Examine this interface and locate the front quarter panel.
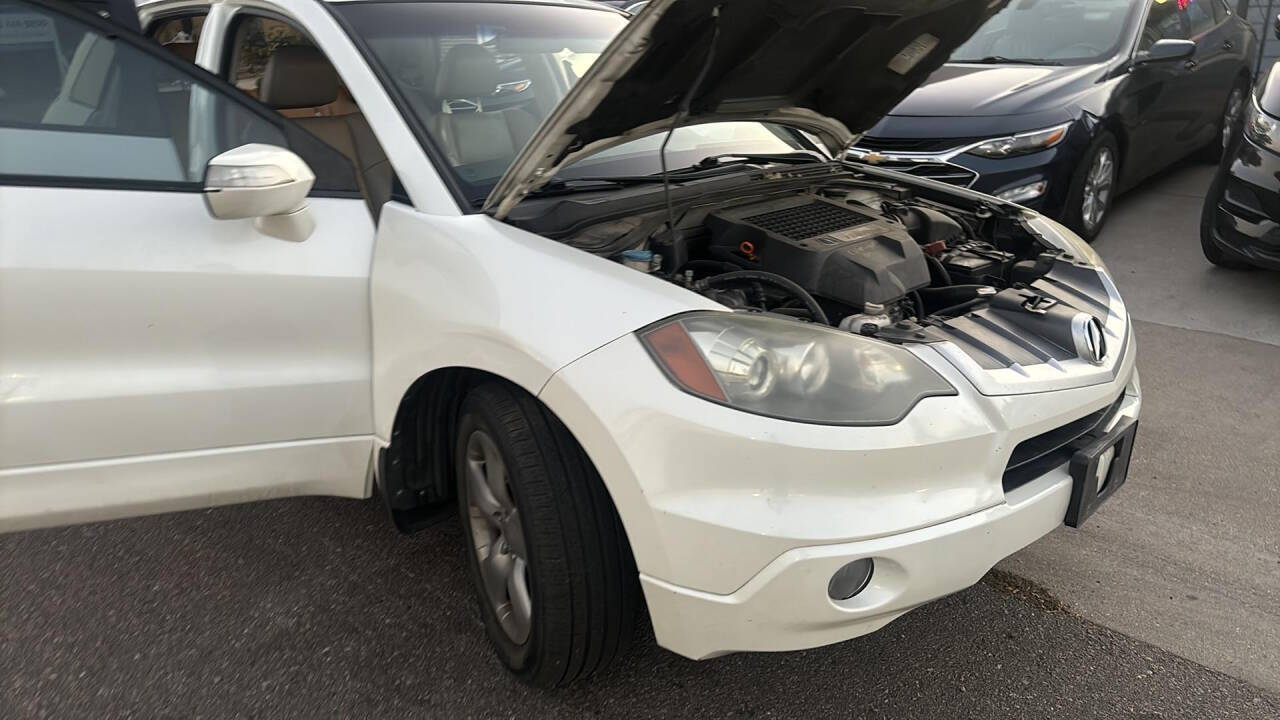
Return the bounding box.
[370,203,721,440]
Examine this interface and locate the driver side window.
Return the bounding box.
[1139,0,1191,51]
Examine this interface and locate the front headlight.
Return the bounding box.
[639,312,956,426]
[966,123,1072,159]
[1243,96,1280,153]
[1025,213,1106,270]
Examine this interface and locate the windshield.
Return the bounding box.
[950,0,1143,65]
[337,1,805,205]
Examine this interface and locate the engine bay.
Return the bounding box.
[508,166,1113,367]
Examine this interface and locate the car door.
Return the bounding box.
[0,0,376,532]
[1121,0,1198,182]
[1186,0,1238,141]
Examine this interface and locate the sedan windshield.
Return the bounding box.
[336,1,805,206]
[950,0,1144,65]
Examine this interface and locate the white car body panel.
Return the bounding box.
[0,187,375,468]
[541,329,1138,596]
[0,436,371,533]
[369,203,722,440]
[0,185,377,527]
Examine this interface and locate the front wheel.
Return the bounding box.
[1200,82,1248,163]
[456,381,639,688]
[1062,131,1119,242]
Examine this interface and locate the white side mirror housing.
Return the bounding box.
[204,144,316,242]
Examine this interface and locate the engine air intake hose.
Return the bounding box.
[696,270,831,326]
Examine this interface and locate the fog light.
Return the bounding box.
[997,180,1048,203]
[828,558,875,601]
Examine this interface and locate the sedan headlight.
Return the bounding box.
[1243,96,1280,153]
[1025,213,1106,270]
[639,312,955,425]
[966,123,1072,159]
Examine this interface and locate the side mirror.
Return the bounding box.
[204,144,316,242]
[1274,13,1280,41]
[1134,39,1197,66]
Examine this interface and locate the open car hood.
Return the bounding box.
[485,0,1006,218]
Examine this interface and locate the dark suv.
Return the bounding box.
[852,0,1256,240]
[1200,17,1280,270]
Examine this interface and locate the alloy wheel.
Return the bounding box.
[1081,146,1115,234]
[464,428,532,644]
[1222,88,1245,152]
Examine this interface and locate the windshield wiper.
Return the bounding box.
[525,175,667,198]
[524,152,827,199]
[674,151,828,173]
[956,56,1064,66]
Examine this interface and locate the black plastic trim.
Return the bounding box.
[0,174,203,193]
[1002,394,1126,494]
[1065,416,1138,528]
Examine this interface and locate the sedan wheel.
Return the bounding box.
[464,428,532,645]
[1081,146,1115,236]
[1221,87,1245,153]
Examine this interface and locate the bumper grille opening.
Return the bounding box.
[1002,395,1126,493]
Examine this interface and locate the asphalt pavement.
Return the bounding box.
[1000,160,1280,693]
[2,160,1279,718]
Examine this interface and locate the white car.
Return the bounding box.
[0,0,1140,687]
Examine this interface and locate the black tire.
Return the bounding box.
[1199,169,1254,270]
[1199,79,1249,164]
[1062,131,1120,242]
[455,380,638,688]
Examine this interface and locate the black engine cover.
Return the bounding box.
[706,195,929,307]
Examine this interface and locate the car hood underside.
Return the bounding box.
[486,0,1007,217]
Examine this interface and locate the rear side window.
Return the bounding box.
[0,0,356,192]
[148,13,206,64]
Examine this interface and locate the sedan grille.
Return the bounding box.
[856,136,975,153]
[863,159,978,188]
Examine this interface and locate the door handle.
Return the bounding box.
[1184,59,1199,70]
[1223,40,1235,51]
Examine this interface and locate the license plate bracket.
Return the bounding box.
[1065,416,1138,528]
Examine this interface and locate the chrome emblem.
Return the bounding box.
[1074,316,1108,365]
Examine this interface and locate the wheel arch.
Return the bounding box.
[1095,115,1128,188]
[376,363,651,577]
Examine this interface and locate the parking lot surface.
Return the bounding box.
[3,161,1279,718]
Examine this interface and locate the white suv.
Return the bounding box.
[0,0,1140,687]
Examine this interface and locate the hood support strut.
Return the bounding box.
[659,4,724,241]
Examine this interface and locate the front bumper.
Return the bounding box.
[541,319,1139,660]
[639,404,1133,659]
[1203,139,1280,270]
